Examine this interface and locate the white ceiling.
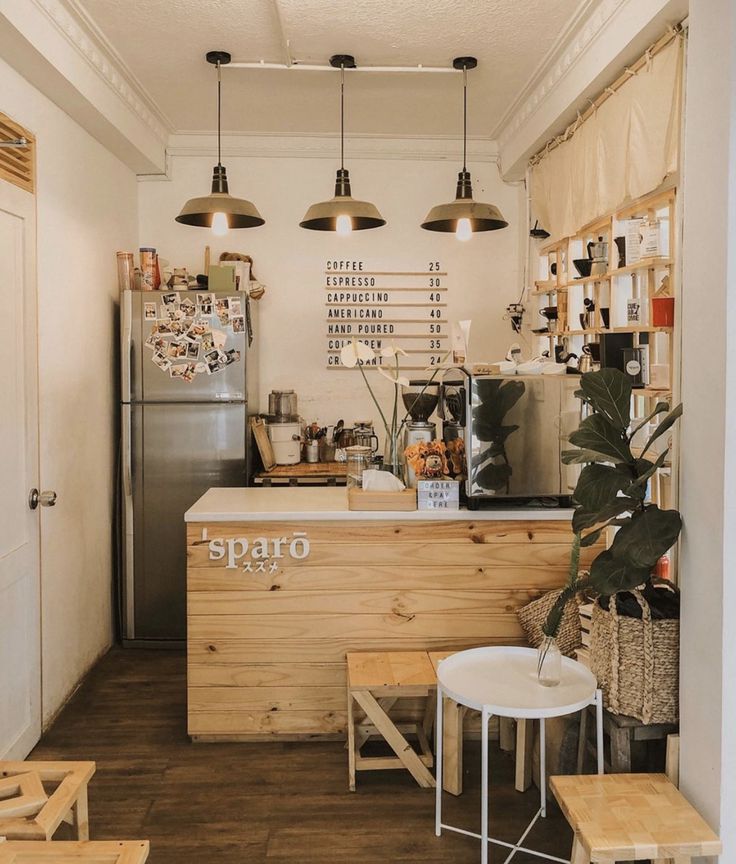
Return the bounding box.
[77,0,585,137]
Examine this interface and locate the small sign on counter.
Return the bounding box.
[417,479,460,510]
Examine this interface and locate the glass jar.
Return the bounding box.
[116,252,135,294]
[345,445,373,489]
[537,636,562,687]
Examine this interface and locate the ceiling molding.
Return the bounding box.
[165,132,501,163]
[30,0,172,143]
[492,0,623,150]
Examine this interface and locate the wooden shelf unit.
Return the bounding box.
[531,186,677,394]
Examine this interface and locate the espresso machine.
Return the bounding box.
[401,380,438,486]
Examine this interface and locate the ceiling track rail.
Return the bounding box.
[225,61,458,74]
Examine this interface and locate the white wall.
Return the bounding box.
[679,0,736,853]
[0,56,138,724]
[138,144,524,436]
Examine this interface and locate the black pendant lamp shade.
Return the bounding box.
[176,51,264,231]
[300,55,385,232]
[421,57,507,237]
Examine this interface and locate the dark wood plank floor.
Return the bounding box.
[31,648,572,863]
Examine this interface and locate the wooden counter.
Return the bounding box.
[185,488,589,741]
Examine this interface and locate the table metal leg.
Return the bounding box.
[481,707,490,864]
[595,689,604,775]
[435,684,443,837]
[539,718,547,818]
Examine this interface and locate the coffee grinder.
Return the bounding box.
[401,381,438,486]
[438,380,466,443]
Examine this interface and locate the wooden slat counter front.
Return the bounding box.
[185,488,585,741]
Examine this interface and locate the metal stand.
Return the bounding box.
[436,685,605,864]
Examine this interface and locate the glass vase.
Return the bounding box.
[537,636,562,687]
[382,435,403,478]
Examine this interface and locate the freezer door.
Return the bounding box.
[128,290,250,403]
[128,402,248,640]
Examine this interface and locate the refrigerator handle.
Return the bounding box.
[122,403,133,496]
[121,289,132,402]
[120,402,135,638]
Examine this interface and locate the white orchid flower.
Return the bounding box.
[340,339,375,368]
[379,344,409,358]
[377,366,411,387]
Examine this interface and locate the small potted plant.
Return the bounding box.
[539,368,682,723]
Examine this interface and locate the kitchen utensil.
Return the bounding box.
[139,247,159,291]
[530,220,550,239]
[334,426,356,448]
[573,258,593,278]
[622,347,646,388]
[354,421,379,454]
[402,381,439,422]
[116,252,135,294]
[268,390,298,423]
[600,307,610,329]
[579,345,595,373]
[345,445,373,489]
[305,439,320,463]
[587,235,609,276]
[539,306,558,320]
[267,422,301,464]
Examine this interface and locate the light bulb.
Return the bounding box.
[456,218,472,241]
[212,212,229,236]
[336,214,352,236]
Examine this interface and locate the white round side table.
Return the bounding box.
[435,646,603,864]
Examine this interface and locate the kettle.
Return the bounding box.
[587,236,609,276]
[578,344,599,373]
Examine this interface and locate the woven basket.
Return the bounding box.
[517,589,581,657]
[591,587,679,724]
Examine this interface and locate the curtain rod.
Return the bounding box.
[529,24,683,168]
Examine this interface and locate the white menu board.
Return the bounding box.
[325,259,448,370]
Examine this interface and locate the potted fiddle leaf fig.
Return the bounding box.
[539,368,683,705]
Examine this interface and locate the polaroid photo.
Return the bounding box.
[162,293,178,306]
[169,320,184,336]
[186,342,199,360]
[199,301,213,316]
[182,363,197,382]
[231,315,245,333]
[156,319,172,333]
[217,310,230,327]
[194,361,208,375]
[167,340,188,359]
[212,328,227,349]
[188,320,208,338]
[143,302,157,320]
[152,352,171,371]
[215,297,228,315]
[200,331,214,352]
[197,293,214,306]
[227,296,242,315]
[224,349,241,366]
[180,297,196,316]
[169,363,188,379]
[145,334,166,354]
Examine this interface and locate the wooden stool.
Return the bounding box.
[0,761,95,840]
[0,842,149,864]
[550,773,721,863]
[577,706,677,773]
[429,651,534,796]
[347,651,436,790]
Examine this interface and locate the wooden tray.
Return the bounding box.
[250,417,276,472]
[348,488,417,511]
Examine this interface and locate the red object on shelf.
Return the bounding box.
[655,555,671,581]
[652,297,675,327]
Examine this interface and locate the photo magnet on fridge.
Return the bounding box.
[143,302,157,320]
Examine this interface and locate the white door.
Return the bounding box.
[0,175,41,758]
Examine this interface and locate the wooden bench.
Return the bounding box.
[347,651,436,790]
[0,842,149,864]
[550,773,721,863]
[0,761,95,840]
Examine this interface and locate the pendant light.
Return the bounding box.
[176,51,264,234]
[300,55,385,233]
[421,57,507,239]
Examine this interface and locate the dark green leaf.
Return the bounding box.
[589,549,652,595]
[572,497,639,533]
[624,450,670,495]
[608,507,682,569]
[629,402,670,439]
[569,414,633,464]
[578,369,632,430]
[473,461,512,491]
[581,528,603,547]
[561,448,615,465]
[642,403,683,455]
[473,380,526,428]
[473,424,519,446]
[573,463,634,510]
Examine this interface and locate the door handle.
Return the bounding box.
[29,489,58,510]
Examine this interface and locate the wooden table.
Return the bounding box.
[254,462,347,486]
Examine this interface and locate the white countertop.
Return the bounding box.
[185,487,575,522]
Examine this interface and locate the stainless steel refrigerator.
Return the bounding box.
[120,289,258,642]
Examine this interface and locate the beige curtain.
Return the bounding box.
[531,36,683,239]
